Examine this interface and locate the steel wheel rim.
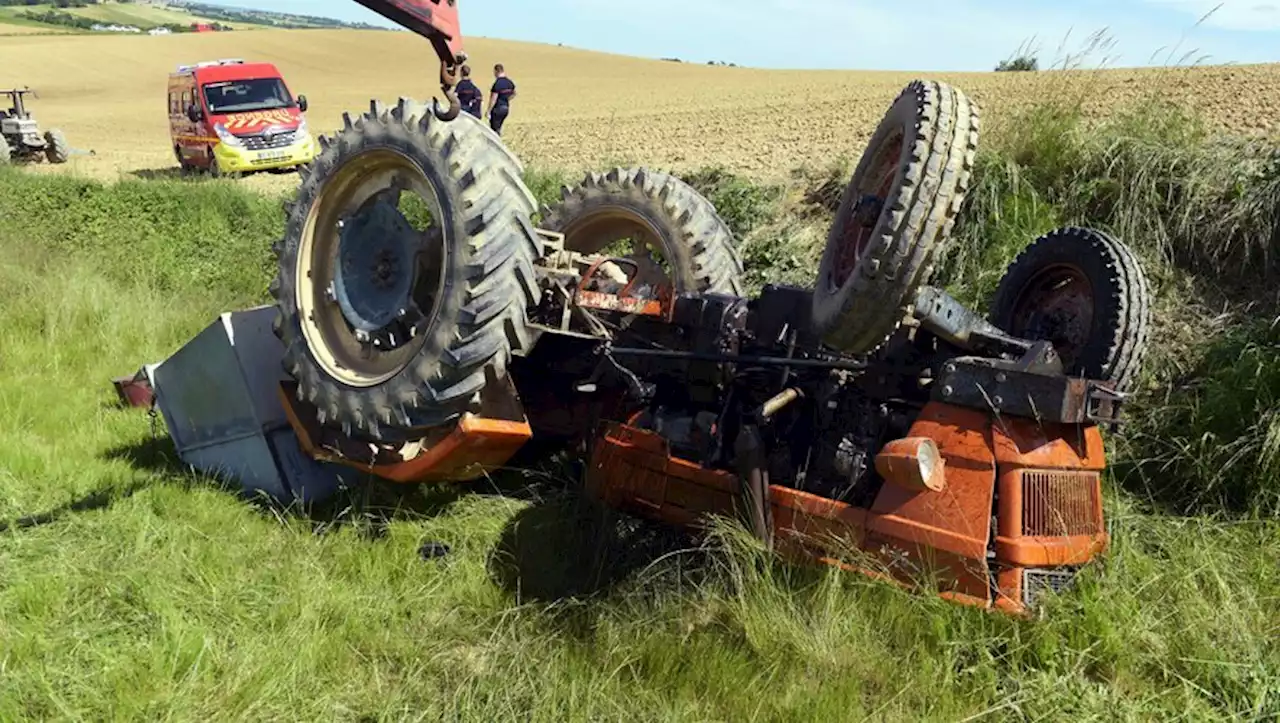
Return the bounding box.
[296,148,447,387]
[829,131,903,290]
[559,206,679,290]
[1007,263,1095,368]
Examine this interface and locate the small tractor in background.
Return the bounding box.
[0,87,70,165]
[117,0,1153,616]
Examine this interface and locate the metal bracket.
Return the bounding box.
[913,286,1054,364]
[934,356,1119,425]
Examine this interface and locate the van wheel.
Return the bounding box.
[175,146,193,175]
[207,149,236,179]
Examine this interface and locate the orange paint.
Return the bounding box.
[279,383,532,484]
[584,401,1112,616]
[991,416,1109,568]
[223,109,296,131]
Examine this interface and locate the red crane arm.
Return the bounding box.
[351,0,464,64]
[350,0,467,119]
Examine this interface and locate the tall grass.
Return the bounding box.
[941,87,1280,516]
[2,85,1280,717]
[0,171,279,305]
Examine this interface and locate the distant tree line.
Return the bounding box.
[171,1,385,29]
[0,0,91,6]
[995,55,1039,72]
[995,38,1041,72]
[16,8,231,33]
[18,9,95,29]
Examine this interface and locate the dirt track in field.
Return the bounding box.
[1,29,1278,192]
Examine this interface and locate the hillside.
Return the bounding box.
[0,28,1278,187]
[0,1,252,32]
[0,0,381,34]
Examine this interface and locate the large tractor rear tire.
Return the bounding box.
[540,167,744,295]
[270,98,543,441]
[453,106,525,175]
[44,128,69,164]
[988,226,1151,393]
[811,80,979,354]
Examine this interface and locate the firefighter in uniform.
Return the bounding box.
[455,65,483,120]
[488,63,516,135]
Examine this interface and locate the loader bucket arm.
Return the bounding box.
[351,0,464,64]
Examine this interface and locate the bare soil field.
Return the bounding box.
[1,28,1278,191]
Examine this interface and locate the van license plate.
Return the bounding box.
[257,151,289,162]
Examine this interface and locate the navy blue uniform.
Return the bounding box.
[456,79,482,119]
[490,76,516,135]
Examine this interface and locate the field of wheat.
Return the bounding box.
[1,27,1279,190]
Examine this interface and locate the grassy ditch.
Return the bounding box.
[0,88,1278,719]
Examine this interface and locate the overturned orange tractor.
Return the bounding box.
[127,2,1150,617]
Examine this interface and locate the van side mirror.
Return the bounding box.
[186,104,202,123]
[297,95,308,112]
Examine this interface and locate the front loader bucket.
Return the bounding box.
[147,306,360,505]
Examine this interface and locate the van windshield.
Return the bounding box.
[202,78,294,114]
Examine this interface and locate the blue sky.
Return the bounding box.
[206,0,1280,70]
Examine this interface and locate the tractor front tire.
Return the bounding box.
[811,80,980,355]
[271,98,542,442]
[44,128,69,164]
[988,226,1151,393]
[540,167,745,295]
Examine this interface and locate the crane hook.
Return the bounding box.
[433,58,462,122]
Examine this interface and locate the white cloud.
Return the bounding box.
[1144,0,1280,30]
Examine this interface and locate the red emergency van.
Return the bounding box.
[168,59,318,176]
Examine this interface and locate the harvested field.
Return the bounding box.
[1,29,1278,191]
[0,20,70,35]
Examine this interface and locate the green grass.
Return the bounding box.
[60,2,209,27]
[3,85,1280,719]
[0,2,256,31]
[0,12,73,32]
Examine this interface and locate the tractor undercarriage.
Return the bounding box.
[113,1,1152,617]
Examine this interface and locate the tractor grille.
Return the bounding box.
[1023,567,1078,609]
[1021,470,1101,537]
[241,130,296,150]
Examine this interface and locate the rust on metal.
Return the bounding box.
[112,369,155,409]
[832,133,902,287]
[1005,263,1095,369]
[278,380,532,484]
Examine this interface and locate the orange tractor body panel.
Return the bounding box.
[577,402,1107,615]
[278,382,533,484]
